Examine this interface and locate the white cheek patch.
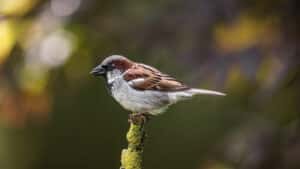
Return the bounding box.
[108,76,117,84]
[107,70,122,84]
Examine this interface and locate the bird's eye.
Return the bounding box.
[104,64,114,71]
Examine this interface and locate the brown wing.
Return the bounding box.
[123,64,189,92]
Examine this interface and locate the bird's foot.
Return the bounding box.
[128,112,152,125]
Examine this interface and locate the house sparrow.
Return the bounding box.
[90,55,225,124]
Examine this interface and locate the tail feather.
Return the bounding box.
[188,88,226,96]
[167,88,226,104]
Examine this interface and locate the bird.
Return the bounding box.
[90,55,225,124]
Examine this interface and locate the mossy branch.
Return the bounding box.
[120,116,146,169]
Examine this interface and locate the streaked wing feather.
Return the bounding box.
[123,64,189,91]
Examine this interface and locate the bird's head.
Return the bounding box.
[90,55,134,78]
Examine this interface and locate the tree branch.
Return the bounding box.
[120,118,146,169]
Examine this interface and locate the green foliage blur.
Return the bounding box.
[0,0,299,169]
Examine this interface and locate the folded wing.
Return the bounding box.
[123,64,189,92]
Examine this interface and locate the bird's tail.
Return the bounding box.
[188,88,226,96]
[167,88,225,104]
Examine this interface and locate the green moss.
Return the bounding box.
[120,118,145,169]
[127,124,143,147]
[121,149,142,169]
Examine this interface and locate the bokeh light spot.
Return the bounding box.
[39,30,74,68]
[50,0,81,17]
[0,20,16,64]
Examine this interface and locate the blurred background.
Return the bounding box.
[0,0,300,169]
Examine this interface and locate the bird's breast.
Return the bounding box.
[109,78,170,113]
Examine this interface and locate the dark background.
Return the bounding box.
[0,0,300,169]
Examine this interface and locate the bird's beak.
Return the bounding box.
[90,65,106,76]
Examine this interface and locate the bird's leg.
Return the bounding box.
[128,112,152,125]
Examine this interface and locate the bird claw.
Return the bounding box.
[128,113,151,125]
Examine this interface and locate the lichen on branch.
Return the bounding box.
[120,120,146,169]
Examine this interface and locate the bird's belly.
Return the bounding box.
[111,82,169,114]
